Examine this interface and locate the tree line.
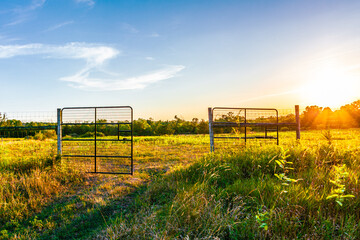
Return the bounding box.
[301,100,360,129]
[1,100,360,137]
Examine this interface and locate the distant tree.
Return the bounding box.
[197,119,209,134]
[338,100,360,128]
[301,105,323,128]
[316,107,334,129]
[279,114,295,124]
[0,113,6,125]
[341,100,360,119]
[191,118,199,133]
[133,119,153,135]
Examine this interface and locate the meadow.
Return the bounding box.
[0,129,360,239]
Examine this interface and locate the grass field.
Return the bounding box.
[1,129,360,239]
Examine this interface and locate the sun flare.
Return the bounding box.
[302,62,359,108]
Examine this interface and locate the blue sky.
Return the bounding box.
[1,0,360,120]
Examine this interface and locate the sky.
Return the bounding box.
[0,0,360,120]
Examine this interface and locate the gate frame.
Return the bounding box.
[57,106,134,175]
[208,105,300,152]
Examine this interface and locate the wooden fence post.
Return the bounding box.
[57,108,62,156]
[208,107,214,152]
[295,105,300,140]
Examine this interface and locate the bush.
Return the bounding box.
[32,130,56,141]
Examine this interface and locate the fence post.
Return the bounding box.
[208,107,214,152]
[57,108,62,156]
[295,105,300,140]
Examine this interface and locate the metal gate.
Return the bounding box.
[58,106,133,174]
[208,107,279,152]
[208,106,300,152]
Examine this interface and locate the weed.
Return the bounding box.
[274,147,302,191]
[326,164,355,206]
[255,206,270,230]
[322,129,333,145]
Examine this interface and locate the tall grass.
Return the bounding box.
[0,135,209,239]
[1,130,360,239]
[99,136,360,239]
[0,139,85,234]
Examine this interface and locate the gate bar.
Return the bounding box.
[208,107,214,152]
[295,105,300,140]
[94,107,97,173]
[62,138,131,142]
[131,108,134,175]
[61,122,131,126]
[62,155,131,158]
[57,108,62,156]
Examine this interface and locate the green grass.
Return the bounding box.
[1,130,360,239]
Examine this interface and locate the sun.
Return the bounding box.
[301,61,359,108]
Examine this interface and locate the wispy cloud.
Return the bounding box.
[44,21,74,32]
[61,65,185,91]
[5,0,46,26]
[0,43,119,64]
[12,0,46,13]
[122,23,139,34]
[0,34,21,43]
[150,32,160,38]
[5,17,28,27]
[0,42,185,91]
[75,0,95,7]
[145,57,155,61]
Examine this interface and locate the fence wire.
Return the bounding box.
[0,111,57,123]
[0,111,57,138]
